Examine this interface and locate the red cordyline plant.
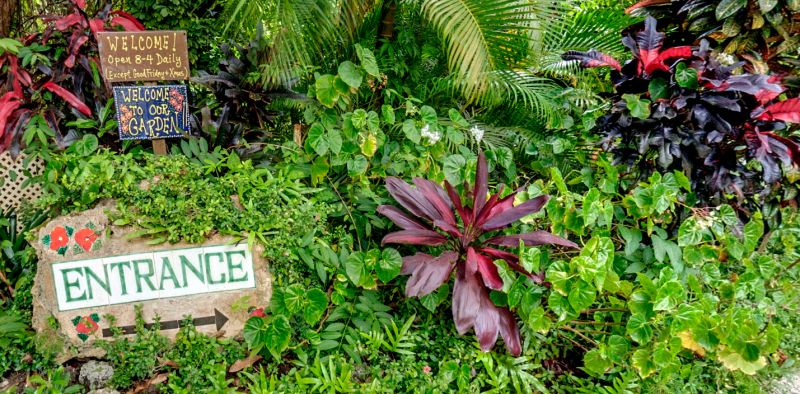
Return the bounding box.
[377,152,579,355]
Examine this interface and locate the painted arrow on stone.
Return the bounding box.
[101,308,228,337]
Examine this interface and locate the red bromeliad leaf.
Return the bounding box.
[756,98,800,123]
[625,0,671,14]
[636,17,664,73]
[645,46,692,74]
[55,13,83,31]
[473,151,489,216]
[401,253,435,275]
[109,11,146,30]
[481,195,549,231]
[561,50,622,71]
[386,177,441,222]
[42,81,92,116]
[413,178,456,226]
[453,270,482,335]
[405,251,458,297]
[469,247,503,290]
[381,229,447,246]
[377,205,427,230]
[488,231,579,249]
[497,308,521,356]
[475,295,500,352]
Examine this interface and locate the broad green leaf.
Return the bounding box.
[304,288,328,325]
[743,215,764,253]
[606,335,630,363]
[338,61,364,88]
[716,0,746,19]
[568,280,596,312]
[366,111,380,132]
[360,132,378,158]
[717,347,767,375]
[347,156,369,176]
[652,234,682,270]
[420,283,450,312]
[420,105,437,124]
[623,94,651,119]
[310,157,329,185]
[355,44,380,77]
[306,123,329,155]
[653,280,685,311]
[626,314,653,344]
[619,226,642,257]
[402,119,420,143]
[632,349,655,378]
[526,305,551,333]
[315,74,338,107]
[648,78,669,100]
[675,62,698,89]
[443,154,466,184]
[447,108,469,127]
[583,349,611,376]
[283,284,306,314]
[377,248,402,283]
[243,316,292,360]
[344,252,366,285]
[546,261,571,295]
[382,105,395,124]
[670,304,702,332]
[575,237,614,290]
[351,109,367,129]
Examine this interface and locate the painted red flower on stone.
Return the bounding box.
[49,227,69,251]
[249,307,266,318]
[75,228,99,251]
[75,316,99,335]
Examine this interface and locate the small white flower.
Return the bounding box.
[469,125,484,142]
[714,52,737,66]
[420,123,441,144]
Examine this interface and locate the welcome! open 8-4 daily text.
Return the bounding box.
[51,244,256,311]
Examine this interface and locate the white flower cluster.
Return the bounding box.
[714,52,737,67]
[469,125,484,142]
[420,124,441,144]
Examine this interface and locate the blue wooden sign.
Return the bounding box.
[113,85,189,140]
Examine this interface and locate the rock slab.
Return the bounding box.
[31,200,272,359]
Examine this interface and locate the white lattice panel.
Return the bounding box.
[1,152,44,213]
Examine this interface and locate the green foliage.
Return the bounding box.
[100,305,170,389]
[162,324,246,391]
[23,367,82,394]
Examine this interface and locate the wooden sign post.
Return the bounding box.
[97,31,190,155]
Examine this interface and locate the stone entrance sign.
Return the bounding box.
[32,200,271,359]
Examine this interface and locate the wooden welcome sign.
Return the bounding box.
[97,31,189,82]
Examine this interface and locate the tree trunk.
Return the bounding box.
[377,0,397,47]
[0,0,17,37]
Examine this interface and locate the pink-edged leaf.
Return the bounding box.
[0,92,23,144]
[109,11,146,30]
[88,18,105,36]
[636,17,664,71]
[473,151,489,216]
[42,81,92,116]
[481,195,550,231]
[470,248,503,290]
[414,177,456,226]
[645,46,692,74]
[498,307,521,356]
[405,251,458,297]
[401,253,435,275]
[55,13,83,31]
[377,205,427,230]
[625,0,671,14]
[433,219,462,237]
[478,247,532,277]
[110,16,145,32]
[488,231,579,249]
[561,50,621,71]
[453,270,482,335]
[445,181,471,226]
[386,177,441,222]
[381,229,447,246]
[756,98,800,123]
[475,295,500,352]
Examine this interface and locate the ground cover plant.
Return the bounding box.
[1,0,800,393]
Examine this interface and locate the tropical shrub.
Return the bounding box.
[563,17,800,202]
[378,151,578,355]
[0,0,143,155]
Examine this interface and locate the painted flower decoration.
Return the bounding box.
[249,307,266,318]
[72,314,101,342]
[74,228,99,252]
[378,151,579,355]
[43,226,72,255]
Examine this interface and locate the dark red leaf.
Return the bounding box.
[401,253,434,275]
[474,187,503,226]
[55,13,82,31]
[433,219,462,237]
[0,92,23,146]
[487,192,515,218]
[110,15,145,32]
[475,295,500,352]
[561,50,622,71]
[756,98,800,123]
[645,46,692,74]
[88,18,105,36]
[488,231,579,249]
[405,251,458,297]
[413,177,456,226]
[73,0,86,9]
[636,17,664,72]
[42,81,92,116]
[473,151,489,216]
[755,75,784,104]
[65,33,89,68]
[377,205,427,230]
[386,177,441,222]
[381,229,447,246]
[498,308,521,356]
[625,0,671,14]
[109,11,146,30]
[481,195,549,231]
[478,247,532,277]
[445,181,472,226]
[452,271,482,335]
[469,248,503,290]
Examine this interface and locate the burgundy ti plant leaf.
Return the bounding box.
[378,152,579,355]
